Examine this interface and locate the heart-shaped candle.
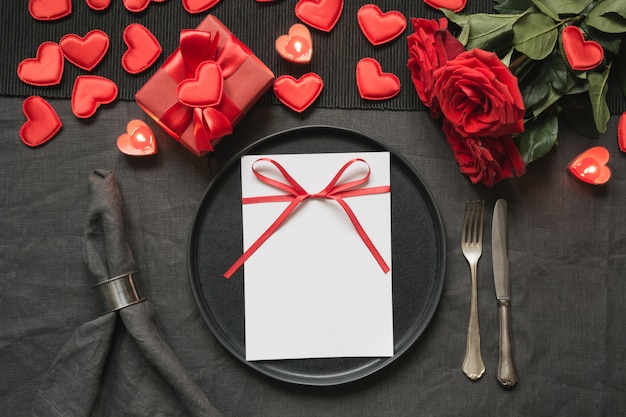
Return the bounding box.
[562,25,604,71]
[117,119,157,156]
[276,24,313,64]
[568,146,611,185]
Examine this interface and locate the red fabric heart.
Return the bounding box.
[182,0,220,14]
[568,146,611,185]
[273,73,323,112]
[17,42,64,86]
[122,23,162,74]
[562,25,604,71]
[177,61,223,107]
[20,96,62,147]
[275,24,313,64]
[295,0,344,32]
[28,0,72,21]
[123,0,159,13]
[71,76,118,118]
[618,112,626,153]
[86,0,111,10]
[423,0,466,13]
[356,58,401,100]
[117,119,157,156]
[60,30,109,71]
[357,4,406,46]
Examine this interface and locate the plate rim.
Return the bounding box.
[188,125,446,386]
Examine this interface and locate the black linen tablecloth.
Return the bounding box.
[2,1,626,416]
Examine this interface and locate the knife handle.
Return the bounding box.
[497,300,518,387]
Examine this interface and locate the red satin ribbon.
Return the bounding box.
[159,29,249,151]
[224,158,391,279]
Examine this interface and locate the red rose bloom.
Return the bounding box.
[433,49,525,138]
[407,18,465,116]
[442,120,526,187]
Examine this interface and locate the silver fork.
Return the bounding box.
[461,201,486,381]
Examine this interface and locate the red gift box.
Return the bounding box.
[135,15,275,156]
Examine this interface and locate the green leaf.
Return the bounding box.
[532,0,592,16]
[531,0,560,21]
[513,12,559,60]
[587,67,611,133]
[517,111,559,164]
[587,0,626,33]
[495,0,534,14]
[442,9,524,55]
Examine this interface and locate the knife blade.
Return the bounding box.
[492,199,518,387]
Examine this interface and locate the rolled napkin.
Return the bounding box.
[32,170,221,417]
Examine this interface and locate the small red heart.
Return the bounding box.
[357,5,406,46]
[28,0,72,20]
[423,0,466,13]
[178,61,223,107]
[274,73,323,113]
[356,58,401,100]
[124,0,151,12]
[568,146,611,185]
[20,96,62,147]
[71,75,118,118]
[562,25,604,71]
[296,0,344,32]
[275,24,313,64]
[60,30,109,71]
[117,119,157,156]
[122,23,162,74]
[86,0,111,10]
[17,42,64,87]
[618,112,626,153]
[182,0,220,14]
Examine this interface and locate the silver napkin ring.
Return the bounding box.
[96,273,143,313]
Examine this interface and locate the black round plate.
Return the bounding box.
[188,126,445,386]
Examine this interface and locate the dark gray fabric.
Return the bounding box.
[2,94,626,416]
[31,169,221,417]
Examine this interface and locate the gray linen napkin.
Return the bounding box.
[32,169,221,417]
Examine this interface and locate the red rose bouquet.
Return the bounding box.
[408,0,626,187]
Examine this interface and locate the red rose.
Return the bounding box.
[442,120,526,187]
[407,18,465,116]
[434,49,525,138]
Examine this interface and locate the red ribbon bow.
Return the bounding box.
[224,157,391,279]
[159,29,249,152]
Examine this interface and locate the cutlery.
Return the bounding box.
[492,199,518,387]
[461,201,485,380]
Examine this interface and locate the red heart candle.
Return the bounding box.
[276,24,312,64]
[117,119,157,156]
[568,146,611,185]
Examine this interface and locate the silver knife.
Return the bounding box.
[492,199,518,387]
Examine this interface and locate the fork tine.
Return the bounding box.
[462,201,470,244]
[476,201,484,245]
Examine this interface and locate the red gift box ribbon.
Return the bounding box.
[224,157,391,279]
[159,29,249,152]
